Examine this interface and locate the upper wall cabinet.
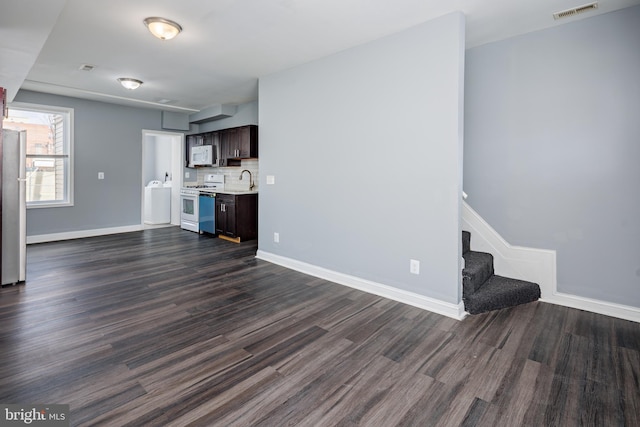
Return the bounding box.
[185,125,258,168]
[219,125,258,167]
[204,131,220,149]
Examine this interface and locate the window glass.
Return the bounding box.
[4,104,74,207]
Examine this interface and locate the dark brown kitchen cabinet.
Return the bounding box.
[187,125,258,167]
[236,125,258,158]
[215,193,257,242]
[219,125,258,167]
[204,131,220,148]
[219,128,238,166]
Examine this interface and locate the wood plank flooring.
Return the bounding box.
[0,226,638,426]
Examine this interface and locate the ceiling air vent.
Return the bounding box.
[79,64,95,71]
[553,2,598,20]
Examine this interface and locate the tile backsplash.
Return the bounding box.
[185,159,259,191]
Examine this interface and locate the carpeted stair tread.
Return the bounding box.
[463,275,541,315]
[462,250,494,294]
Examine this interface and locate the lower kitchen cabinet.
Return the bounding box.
[215,193,258,241]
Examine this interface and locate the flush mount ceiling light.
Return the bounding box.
[143,17,182,40]
[117,77,143,90]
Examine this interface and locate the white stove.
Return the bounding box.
[180,174,225,232]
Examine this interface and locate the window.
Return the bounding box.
[4,103,74,208]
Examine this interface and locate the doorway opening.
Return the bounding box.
[141,130,183,228]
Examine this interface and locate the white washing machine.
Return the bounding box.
[144,180,171,224]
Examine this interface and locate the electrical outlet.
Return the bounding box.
[266,175,275,185]
[98,172,104,180]
[410,259,420,275]
[185,172,190,179]
[274,232,280,243]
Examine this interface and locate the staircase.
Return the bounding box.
[462,231,541,314]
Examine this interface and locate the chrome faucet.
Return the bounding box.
[239,169,254,190]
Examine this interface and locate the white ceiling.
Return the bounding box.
[2,0,639,113]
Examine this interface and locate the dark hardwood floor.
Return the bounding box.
[0,227,638,426]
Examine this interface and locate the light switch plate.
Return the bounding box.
[266,175,275,185]
[98,172,104,180]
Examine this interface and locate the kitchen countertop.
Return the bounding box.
[198,188,258,195]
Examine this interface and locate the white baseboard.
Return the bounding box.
[27,224,144,244]
[256,250,467,320]
[541,292,640,323]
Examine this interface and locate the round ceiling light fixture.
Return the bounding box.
[117,77,143,90]
[143,17,182,40]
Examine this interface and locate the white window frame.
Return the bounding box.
[7,102,74,208]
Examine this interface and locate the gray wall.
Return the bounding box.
[15,90,163,236]
[464,6,640,307]
[258,13,465,303]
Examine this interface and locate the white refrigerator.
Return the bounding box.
[1,129,26,285]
